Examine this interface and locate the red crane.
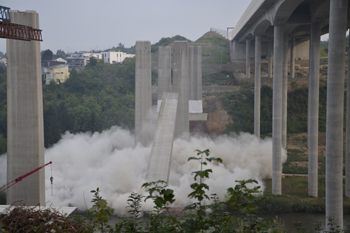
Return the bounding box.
[0,161,52,193]
[0,5,43,41]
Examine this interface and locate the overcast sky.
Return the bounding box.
[0,0,252,54]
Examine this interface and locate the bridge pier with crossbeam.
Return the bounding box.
[229,0,349,228]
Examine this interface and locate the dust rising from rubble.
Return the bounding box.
[0,127,287,215]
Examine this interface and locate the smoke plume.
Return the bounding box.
[0,127,287,215]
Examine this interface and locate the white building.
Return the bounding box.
[102,51,135,64]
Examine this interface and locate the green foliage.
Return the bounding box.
[87,187,114,232]
[202,70,237,85]
[320,47,328,58]
[222,86,268,134]
[56,49,66,59]
[87,57,98,67]
[222,85,329,135]
[151,35,191,53]
[107,149,280,232]
[41,49,53,60]
[42,57,136,147]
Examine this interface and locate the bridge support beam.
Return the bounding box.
[268,39,273,78]
[326,0,348,229]
[347,28,350,198]
[282,33,288,149]
[308,23,321,198]
[246,40,251,79]
[290,38,295,79]
[173,41,189,138]
[6,10,45,206]
[135,41,152,146]
[272,24,284,195]
[254,36,261,138]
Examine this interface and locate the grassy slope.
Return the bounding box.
[193,31,230,66]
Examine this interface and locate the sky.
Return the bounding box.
[0,0,252,54]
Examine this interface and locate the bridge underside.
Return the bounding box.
[230,0,350,229]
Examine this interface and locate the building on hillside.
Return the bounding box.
[42,64,69,85]
[66,56,89,72]
[53,57,67,64]
[65,51,102,72]
[102,51,135,64]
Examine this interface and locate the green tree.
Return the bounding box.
[87,57,97,67]
[42,49,53,60]
[56,49,66,59]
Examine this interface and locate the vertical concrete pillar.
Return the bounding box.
[272,24,284,195]
[254,36,261,138]
[246,40,251,79]
[135,41,152,146]
[189,46,196,100]
[6,10,45,206]
[173,41,189,138]
[347,28,350,198]
[157,46,171,111]
[158,46,171,100]
[195,46,202,101]
[326,0,348,229]
[268,39,273,78]
[290,38,295,79]
[308,23,321,198]
[282,33,288,149]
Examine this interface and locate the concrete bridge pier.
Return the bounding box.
[246,40,251,79]
[347,29,350,198]
[326,0,348,229]
[290,38,295,79]
[282,33,289,149]
[254,35,261,138]
[308,22,321,198]
[6,10,45,206]
[272,24,284,195]
[268,39,273,78]
[195,46,202,102]
[158,46,172,101]
[173,41,189,138]
[135,41,152,146]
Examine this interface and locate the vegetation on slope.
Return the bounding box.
[221,85,329,136]
[151,35,191,53]
[194,31,230,66]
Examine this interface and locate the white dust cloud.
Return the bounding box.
[0,126,286,214]
[40,127,286,214]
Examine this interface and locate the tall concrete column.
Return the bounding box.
[135,41,152,146]
[173,41,189,138]
[272,24,284,195]
[246,40,251,79]
[347,28,350,198]
[290,38,295,79]
[268,39,273,78]
[189,46,196,100]
[326,0,348,229]
[254,36,261,138]
[158,46,171,101]
[6,10,45,206]
[308,23,321,198]
[282,33,288,149]
[195,46,202,101]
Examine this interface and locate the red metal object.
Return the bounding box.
[0,161,52,193]
[0,21,43,41]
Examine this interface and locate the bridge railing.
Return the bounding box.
[230,0,264,41]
